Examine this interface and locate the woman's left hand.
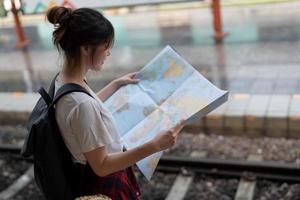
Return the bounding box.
[114,72,140,87]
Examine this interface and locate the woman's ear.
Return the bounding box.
[80,45,91,56]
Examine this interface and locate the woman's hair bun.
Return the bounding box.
[46,6,73,25]
[46,6,74,50]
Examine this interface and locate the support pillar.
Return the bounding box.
[11,0,28,48]
[211,0,227,43]
[11,0,37,92]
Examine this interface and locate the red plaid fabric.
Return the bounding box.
[76,164,141,200]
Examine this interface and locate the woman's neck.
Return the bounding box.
[59,64,88,86]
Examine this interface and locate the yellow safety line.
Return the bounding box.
[11,92,25,97]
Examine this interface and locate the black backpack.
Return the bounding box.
[21,76,93,200]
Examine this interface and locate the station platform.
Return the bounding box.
[0,92,299,138]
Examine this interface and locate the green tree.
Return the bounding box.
[0,0,7,17]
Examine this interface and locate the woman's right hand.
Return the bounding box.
[150,120,186,152]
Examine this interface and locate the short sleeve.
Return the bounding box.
[67,100,115,153]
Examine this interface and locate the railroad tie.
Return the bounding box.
[0,165,34,200]
[165,151,207,200]
[234,154,262,200]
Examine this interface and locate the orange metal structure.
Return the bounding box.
[211,0,227,43]
[11,0,28,48]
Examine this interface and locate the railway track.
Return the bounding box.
[156,153,300,200]
[0,144,23,154]
[0,144,35,200]
[158,155,300,183]
[1,144,300,200]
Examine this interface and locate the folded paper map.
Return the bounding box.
[104,45,228,180]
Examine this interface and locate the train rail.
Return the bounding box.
[158,155,300,183]
[0,144,22,154]
[1,144,300,200]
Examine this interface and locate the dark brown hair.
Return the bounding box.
[46,6,114,71]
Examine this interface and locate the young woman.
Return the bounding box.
[47,6,185,200]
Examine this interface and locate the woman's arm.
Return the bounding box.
[84,121,185,177]
[97,72,139,101]
[96,80,119,101]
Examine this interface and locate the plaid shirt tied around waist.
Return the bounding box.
[76,163,141,200]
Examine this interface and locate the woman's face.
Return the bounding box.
[90,43,111,71]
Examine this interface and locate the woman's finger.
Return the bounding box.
[126,79,139,84]
[171,120,186,137]
[128,72,138,78]
[179,119,187,126]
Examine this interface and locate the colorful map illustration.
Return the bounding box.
[104,46,228,180]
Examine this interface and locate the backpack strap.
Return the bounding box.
[38,87,52,106]
[51,83,93,107]
[49,72,90,99]
[49,72,60,99]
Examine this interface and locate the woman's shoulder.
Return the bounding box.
[54,80,98,107]
[55,91,102,124]
[58,91,98,109]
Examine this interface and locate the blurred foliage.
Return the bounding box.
[0,1,7,17]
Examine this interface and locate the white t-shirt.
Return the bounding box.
[54,79,123,164]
